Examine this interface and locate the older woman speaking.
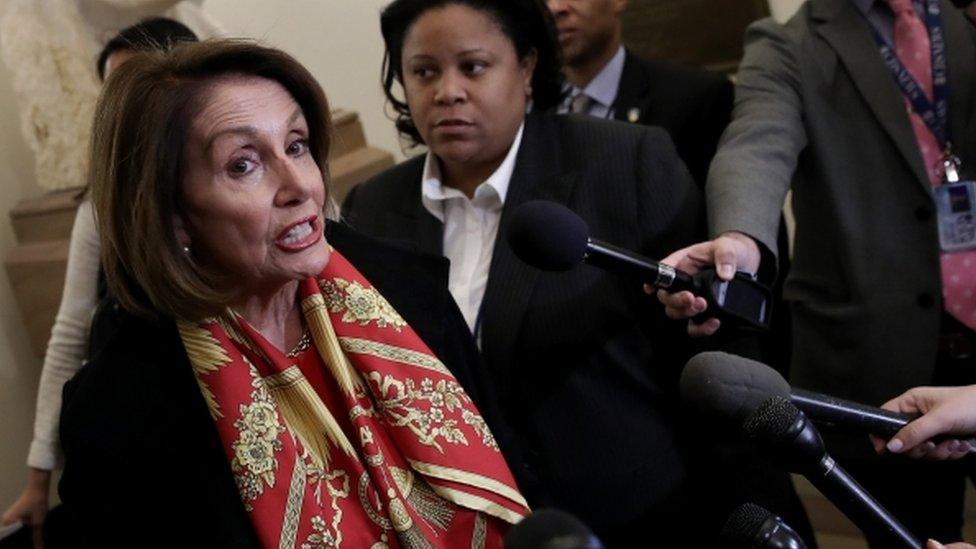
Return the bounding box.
[58,40,528,548]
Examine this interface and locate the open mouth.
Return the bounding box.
[275,216,321,251]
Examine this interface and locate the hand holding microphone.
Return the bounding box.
[506,202,772,331]
[874,385,976,460]
[654,233,762,336]
[681,351,940,439]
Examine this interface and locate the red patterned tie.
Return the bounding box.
[887,0,976,331]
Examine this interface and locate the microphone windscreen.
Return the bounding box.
[507,201,589,271]
[504,508,604,549]
[744,396,802,441]
[720,503,773,547]
[681,352,791,424]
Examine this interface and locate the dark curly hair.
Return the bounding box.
[380,0,564,146]
[97,17,198,80]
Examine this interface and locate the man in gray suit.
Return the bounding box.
[660,0,976,544]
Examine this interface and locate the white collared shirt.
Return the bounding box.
[421,123,525,335]
[558,45,626,119]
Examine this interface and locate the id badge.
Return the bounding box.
[935,180,976,252]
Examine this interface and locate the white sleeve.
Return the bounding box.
[27,200,100,470]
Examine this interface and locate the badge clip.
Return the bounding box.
[943,144,962,184]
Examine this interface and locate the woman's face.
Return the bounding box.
[178,76,330,297]
[401,4,536,171]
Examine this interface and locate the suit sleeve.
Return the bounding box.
[707,17,807,262]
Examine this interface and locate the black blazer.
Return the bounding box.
[611,49,733,189]
[343,112,704,535]
[57,223,525,548]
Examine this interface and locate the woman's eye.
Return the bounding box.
[287,139,308,156]
[413,67,435,78]
[227,158,255,177]
[462,61,487,75]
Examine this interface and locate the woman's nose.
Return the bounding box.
[275,158,314,207]
[434,70,466,105]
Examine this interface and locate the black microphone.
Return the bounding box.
[503,509,604,549]
[681,351,960,442]
[720,503,807,549]
[506,200,772,330]
[506,200,693,289]
[744,397,922,548]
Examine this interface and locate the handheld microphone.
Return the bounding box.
[720,503,807,549]
[680,351,973,445]
[744,397,922,548]
[506,201,772,330]
[503,509,604,549]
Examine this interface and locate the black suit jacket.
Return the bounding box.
[343,112,704,534]
[57,223,525,548]
[611,49,733,189]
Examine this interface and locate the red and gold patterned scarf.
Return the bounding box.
[177,250,528,548]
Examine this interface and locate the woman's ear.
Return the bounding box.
[173,213,191,251]
[520,49,538,98]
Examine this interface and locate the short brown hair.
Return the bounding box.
[90,39,332,321]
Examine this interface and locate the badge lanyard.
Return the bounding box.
[864,0,954,168]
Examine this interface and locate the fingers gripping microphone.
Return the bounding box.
[503,509,604,549]
[681,352,934,439]
[744,397,922,548]
[506,201,772,330]
[720,503,807,549]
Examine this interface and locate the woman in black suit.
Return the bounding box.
[341,0,706,544]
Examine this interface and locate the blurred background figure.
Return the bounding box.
[0,0,220,193]
[0,18,198,549]
[546,0,732,189]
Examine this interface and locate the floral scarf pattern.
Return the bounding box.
[177,250,528,548]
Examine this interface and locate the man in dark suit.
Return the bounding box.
[345,111,705,545]
[660,0,976,544]
[546,0,733,188]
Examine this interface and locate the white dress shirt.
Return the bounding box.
[421,123,525,336]
[557,45,626,119]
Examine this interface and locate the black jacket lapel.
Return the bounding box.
[611,50,651,124]
[383,156,445,257]
[479,113,579,389]
[328,221,451,356]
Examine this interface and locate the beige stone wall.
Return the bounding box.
[0,45,47,505]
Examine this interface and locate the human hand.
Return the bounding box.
[870,385,976,460]
[928,539,976,549]
[649,231,761,336]
[1,468,51,549]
